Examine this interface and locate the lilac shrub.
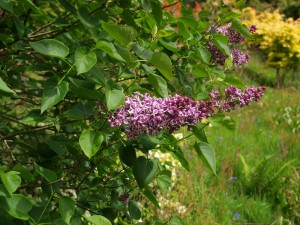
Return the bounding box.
[207,23,255,66]
[108,86,266,140]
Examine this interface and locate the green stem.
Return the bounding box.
[58,61,75,84]
[172,123,209,145]
[37,188,54,223]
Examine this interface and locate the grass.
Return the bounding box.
[174,88,300,225]
[243,51,300,89]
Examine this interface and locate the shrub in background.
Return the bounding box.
[274,106,300,133]
[242,7,300,88]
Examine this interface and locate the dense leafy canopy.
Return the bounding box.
[0,0,257,224]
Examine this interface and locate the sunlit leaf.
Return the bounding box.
[102,22,137,46]
[143,189,160,208]
[85,215,112,225]
[198,46,211,64]
[149,52,173,81]
[96,41,125,62]
[29,39,69,58]
[79,129,103,159]
[0,77,15,94]
[0,0,13,13]
[212,34,230,56]
[194,142,217,175]
[231,18,252,39]
[106,89,125,111]
[34,163,58,182]
[59,196,75,224]
[1,171,21,194]
[169,216,185,225]
[41,80,69,113]
[0,194,33,220]
[157,174,172,192]
[158,38,178,52]
[148,74,168,98]
[75,47,97,74]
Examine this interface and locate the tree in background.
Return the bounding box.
[243,7,300,88]
[280,0,300,19]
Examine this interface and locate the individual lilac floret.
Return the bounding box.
[249,25,257,34]
[108,86,266,140]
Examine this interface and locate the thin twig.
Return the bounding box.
[0,121,75,141]
[0,114,32,127]
[28,29,63,38]
[3,140,16,162]
[28,3,104,40]
[28,12,72,36]
[75,203,101,215]
[23,8,32,26]
[172,123,209,146]
[161,1,180,9]
[23,0,38,26]
[75,164,96,191]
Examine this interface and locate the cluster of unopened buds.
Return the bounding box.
[108,85,266,140]
[206,23,256,66]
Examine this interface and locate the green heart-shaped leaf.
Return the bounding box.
[133,156,158,188]
[79,129,103,159]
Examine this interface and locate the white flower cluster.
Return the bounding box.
[149,150,180,183]
[157,195,187,217]
[148,135,187,219]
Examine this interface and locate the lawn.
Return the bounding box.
[174,88,300,224]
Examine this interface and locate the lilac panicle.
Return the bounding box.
[108,93,214,140]
[215,24,245,44]
[206,44,250,66]
[108,86,266,140]
[219,85,266,112]
[206,43,228,65]
[206,23,256,66]
[231,49,250,65]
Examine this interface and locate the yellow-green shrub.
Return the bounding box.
[242,7,300,87]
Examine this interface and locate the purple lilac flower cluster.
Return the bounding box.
[206,23,255,66]
[231,49,250,65]
[215,24,245,44]
[213,86,266,112]
[108,86,266,140]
